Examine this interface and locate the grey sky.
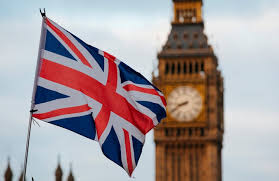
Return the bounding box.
[0,0,279,181]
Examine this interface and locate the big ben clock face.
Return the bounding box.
[167,86,203,122]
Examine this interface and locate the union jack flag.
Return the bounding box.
[31,17,166,175]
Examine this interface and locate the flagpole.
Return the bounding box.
[23,113,33,181]
[23,10,46,181]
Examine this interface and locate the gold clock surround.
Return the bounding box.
[167,86,203,122]
[167,85,204,122]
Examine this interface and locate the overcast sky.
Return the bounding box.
[0,0,279,181]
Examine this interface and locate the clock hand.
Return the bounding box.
[178,101,189,107]
[170,101,189,113]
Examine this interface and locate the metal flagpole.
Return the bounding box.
[22,9,47,181]
[22,113,34,181]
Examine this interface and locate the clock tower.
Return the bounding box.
[153,0,224,181]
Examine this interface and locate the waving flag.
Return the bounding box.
[31,17,166,175]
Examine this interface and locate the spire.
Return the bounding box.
[4,157,13,181]
[19,170,24,181]
[55,157,63,181]
[18,163,26,181]
[67,163,74,181]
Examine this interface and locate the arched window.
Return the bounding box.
[195,62,199,73]
[189,62,193,74]
[171,63,175,74]
[183,62,187,74]
[165,62,169,74]
[201,62,204,72]
[189,128,192,136]
[177,128,181,136]
[193,32,198,39]
[177,63,181,74]
[200,128,204,136]
[165,129,169,136]
[183,32,188,40]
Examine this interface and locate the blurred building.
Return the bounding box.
[2,160,75,181]
[153,0,224,181]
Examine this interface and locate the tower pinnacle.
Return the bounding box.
[173,0,203,24]
[4,158,13,181]
[67,163,74,181]
[55,159,63,181]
